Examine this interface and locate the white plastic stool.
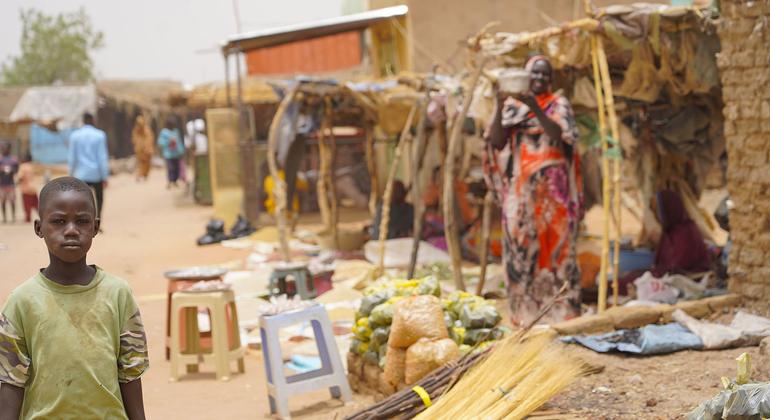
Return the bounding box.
[170,289,246,381]
[259,304,352,419]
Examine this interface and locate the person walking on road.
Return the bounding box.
[69,112,109,221]
[131,114,154,182]
[157,117,184,189]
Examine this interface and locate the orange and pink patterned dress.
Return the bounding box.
[484,93,584,326]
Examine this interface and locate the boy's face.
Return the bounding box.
[34,190,99,263]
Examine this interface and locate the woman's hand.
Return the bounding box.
[517,94,538,111]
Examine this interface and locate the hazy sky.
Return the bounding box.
[0,0,344,85]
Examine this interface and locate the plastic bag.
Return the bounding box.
[370,326,391,349]
[353,317,372,341]
[378,344,388,369]
[404,337,460,384]
[459,303,501,329]
[416,276,440,297]
[359,288,395,316]
[349,339,369,355]
[464,328,505,345]
[370,301,396,327]
[389,295,448,348]
[383,345,406,387]
[634,271,679,304]
[362,350,379,365]
[688,382,770,420]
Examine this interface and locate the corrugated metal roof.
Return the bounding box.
[222,5,407,54]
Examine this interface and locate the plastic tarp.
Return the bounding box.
[29,124,75,164]
[688,382,770,420]
[10,85,96,129]
[563,322,703,355]
[673,310,770,350]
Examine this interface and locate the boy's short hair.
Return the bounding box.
[83,112,95,125]
[39,177,96,216]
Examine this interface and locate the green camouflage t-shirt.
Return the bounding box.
[0,267,149,419]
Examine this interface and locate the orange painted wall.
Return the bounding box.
[245,31,362,75]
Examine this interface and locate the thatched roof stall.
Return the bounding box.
[467,4,723,309]
[266,77,427,262]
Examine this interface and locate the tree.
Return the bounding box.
[1,8,104,86]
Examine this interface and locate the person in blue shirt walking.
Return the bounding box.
[156,117,184,189]
[68,113,109,221]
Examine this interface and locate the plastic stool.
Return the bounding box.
[259,304,351,419]
[163,268,228,360]
[170,289,246,381]
[268,262,316,300]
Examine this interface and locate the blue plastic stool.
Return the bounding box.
[259,304,351,419]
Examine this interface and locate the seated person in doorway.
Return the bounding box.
[652,189,712,277]
[370,180,414,240]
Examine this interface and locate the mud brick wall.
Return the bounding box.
[718,0,770,309]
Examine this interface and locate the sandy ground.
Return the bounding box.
[0,167,744,419]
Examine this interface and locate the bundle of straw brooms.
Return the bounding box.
[415,333,588,419]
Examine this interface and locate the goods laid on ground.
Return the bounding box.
[347,285,571,419]
[416,334,588,420]
[688,353,770,420]
[348,277,506,395]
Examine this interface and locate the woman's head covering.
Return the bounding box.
[525,55,550,73]
[656,189,690,231]
[653,189,711,276]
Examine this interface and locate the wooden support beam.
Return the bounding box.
[443,60,487,292]
[266,87,298,262]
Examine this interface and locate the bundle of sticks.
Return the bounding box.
[345,284,571,420]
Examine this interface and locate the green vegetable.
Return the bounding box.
[459,304,501,329]
[370,326,391,348]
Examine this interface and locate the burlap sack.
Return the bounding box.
[404,337,460,385]
[388,295,448,348]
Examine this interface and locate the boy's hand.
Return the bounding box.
[0,383,24,420]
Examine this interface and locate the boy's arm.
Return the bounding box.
[119,379,145,420]
[0,383,24,420]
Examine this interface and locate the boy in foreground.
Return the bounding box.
[0,177,148,420]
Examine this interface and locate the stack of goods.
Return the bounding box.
[347,277,506,397]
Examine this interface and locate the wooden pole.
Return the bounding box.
[595,37,623,307]
[408,98,429,279]
[377,105,418,275]
[324,96,340,249]
[317,107,332,233]
[475,190,494,296]
[364,125,378,216]
[444,59,487,292]
[590,35,610,313]
[266,87,298,263]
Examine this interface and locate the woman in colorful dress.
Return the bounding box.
[485,56,583,325]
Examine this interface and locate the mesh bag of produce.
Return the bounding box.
[382,345,407,387]
[404,337,460,384]
[389,295,448,348]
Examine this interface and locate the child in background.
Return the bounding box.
[0,142,19,223]
[17,152,38,223]
[0,177,148,419]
